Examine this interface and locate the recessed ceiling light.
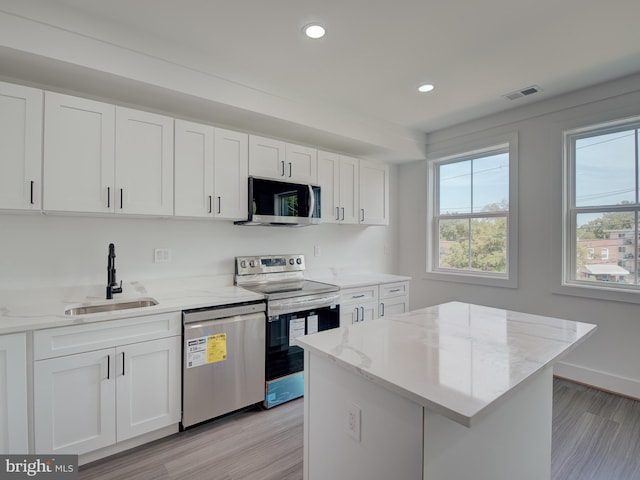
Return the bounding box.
[304,23,326,39]
[418,83,435,93]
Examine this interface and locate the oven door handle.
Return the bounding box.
[268,293,340,317]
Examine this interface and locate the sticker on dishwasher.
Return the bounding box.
[186,333,227,368]
[289,317,306,346]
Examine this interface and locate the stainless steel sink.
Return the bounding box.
[64,298,158,316]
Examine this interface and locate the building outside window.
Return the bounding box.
[427,134,518,288]
[564,116,640,289]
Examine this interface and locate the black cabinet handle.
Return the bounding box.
[107,187,111,208]
[288,162,292,177]
[208,195,213,214]
[120,189,124,209]
[107,355,111,380]
[341,207,345,221]
[361,209,365,222]
[122,352,125,376]
[217,196,222,214]
[281,161,285,176]
[30,181,35,204]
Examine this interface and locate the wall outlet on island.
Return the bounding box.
[346,403,361,442]
[314,245,321,257]
[154,248,172,263]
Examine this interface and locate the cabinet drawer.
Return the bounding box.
[380,281,409,299]
[340,285,378,305]
[34,312,181,360]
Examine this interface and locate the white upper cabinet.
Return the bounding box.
[43,92,116,213]
[317,151,359,224]
[249,135,317,183]
[115,107,174,216]
[174,119,215,217]
[214,128,248,219]
[285,143,317,183]
[359,159,389,225]
[43,94,173,216]
[175,122,248,219]
[0,82,43,211]
[249,135,286,179]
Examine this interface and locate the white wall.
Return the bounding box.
[0,165,399,289]
[398,73,640,398]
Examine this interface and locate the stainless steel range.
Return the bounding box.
[235,254,340,408]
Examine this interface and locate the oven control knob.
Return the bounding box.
[249,260,256,268]
[296,258,302,265]
[289,258,295,265]
[240,260,247,269]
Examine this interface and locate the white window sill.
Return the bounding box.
[424,270,517,289]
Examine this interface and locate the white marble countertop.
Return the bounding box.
[307,271,411,288]
[296,301,597,427]
[0,275,264,334]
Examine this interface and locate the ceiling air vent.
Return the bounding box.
[503,85,542,101]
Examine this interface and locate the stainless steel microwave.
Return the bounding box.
[235,177,321,226]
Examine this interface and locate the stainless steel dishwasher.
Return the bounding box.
[181,300,266,429]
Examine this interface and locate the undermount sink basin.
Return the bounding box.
[65,298,158,316]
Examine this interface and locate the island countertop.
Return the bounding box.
[296,301,596,427]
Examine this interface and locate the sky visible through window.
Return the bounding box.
[575,128,638,225]
[439,152,509,214]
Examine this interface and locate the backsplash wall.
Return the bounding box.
[0,214,396,289]
[1,167,399,289]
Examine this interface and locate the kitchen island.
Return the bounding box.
[296,301,596,480]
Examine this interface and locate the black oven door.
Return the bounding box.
[266,305,339,381]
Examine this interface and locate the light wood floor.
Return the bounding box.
[79,378,640,480]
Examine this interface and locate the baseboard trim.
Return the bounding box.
[554,361,640,401]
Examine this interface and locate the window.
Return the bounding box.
[564,116,640,291]
[427,134,518,287]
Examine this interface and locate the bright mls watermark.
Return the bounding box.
[0,456,77,480]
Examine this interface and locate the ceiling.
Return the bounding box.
[1,0,640,161]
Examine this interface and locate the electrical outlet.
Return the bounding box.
[347,403,361,442]
[154,248,172,263]
[314,245,321,257]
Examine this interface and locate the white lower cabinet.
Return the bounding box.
[33,314,181,456]
[340,285,379,326]
[34,348,116,454]
[0,333,29,454]
[379,281,410,318]
[340,281,410,327]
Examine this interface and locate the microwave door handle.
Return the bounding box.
[308,185,315,218]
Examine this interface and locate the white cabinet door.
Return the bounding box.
[174,119,215,217]
[249,135,286,179]
[43,92,115,213]
[0,82,42,211]
[115,107,174,215]
[339,156,360,224]
[286,143,317,183]
[341,300,378,325]
[214,128,249,219]
[0,333,28,454]
[34,348,116,455]
[317,150,340,223]
[116,337,181,441]
[317,151,359,224]
[379,296,409,317]
[359,160,389,225]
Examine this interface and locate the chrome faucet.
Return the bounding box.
[106,243,123,299]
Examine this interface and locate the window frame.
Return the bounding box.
[561,115,640,299]
[426,133,519,288]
